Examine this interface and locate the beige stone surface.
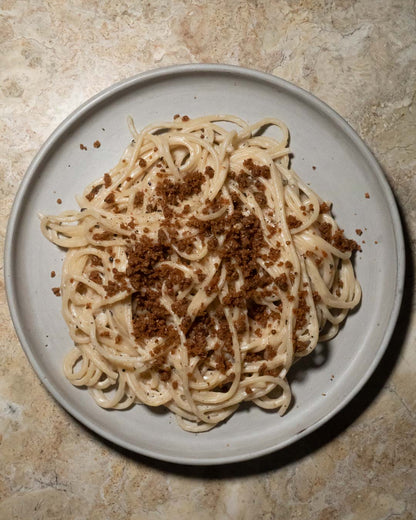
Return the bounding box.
[1,0,415,518]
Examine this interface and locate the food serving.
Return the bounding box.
[40,114,361,432]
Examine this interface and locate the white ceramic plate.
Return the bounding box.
[5,65,405,465]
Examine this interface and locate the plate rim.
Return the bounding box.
[4,63,406,465]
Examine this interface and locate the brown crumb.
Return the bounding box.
[319,202,331,214]
[56,198,62,204]
[365,192,370,199]
[80,144,87,150]
[134,191,144,207]
[85,184,102,201]
[355,229,363,236]
[50,271,56,278]
[332,229,361,253]
[93,140,101,148]
[104,192,115,204]
[104,173,111,188]
[318,222,332,242]
[52,287,61,296]
[76,282,87,295]
[312,291,321,303]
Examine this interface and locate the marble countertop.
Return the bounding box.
[1,1,415,518]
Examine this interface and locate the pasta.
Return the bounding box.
[40,114,361,432]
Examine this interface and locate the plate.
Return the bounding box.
[5,64,405,465]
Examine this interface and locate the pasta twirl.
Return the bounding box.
[41,115,361,432]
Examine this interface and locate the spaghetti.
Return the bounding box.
[40,115,361,432]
